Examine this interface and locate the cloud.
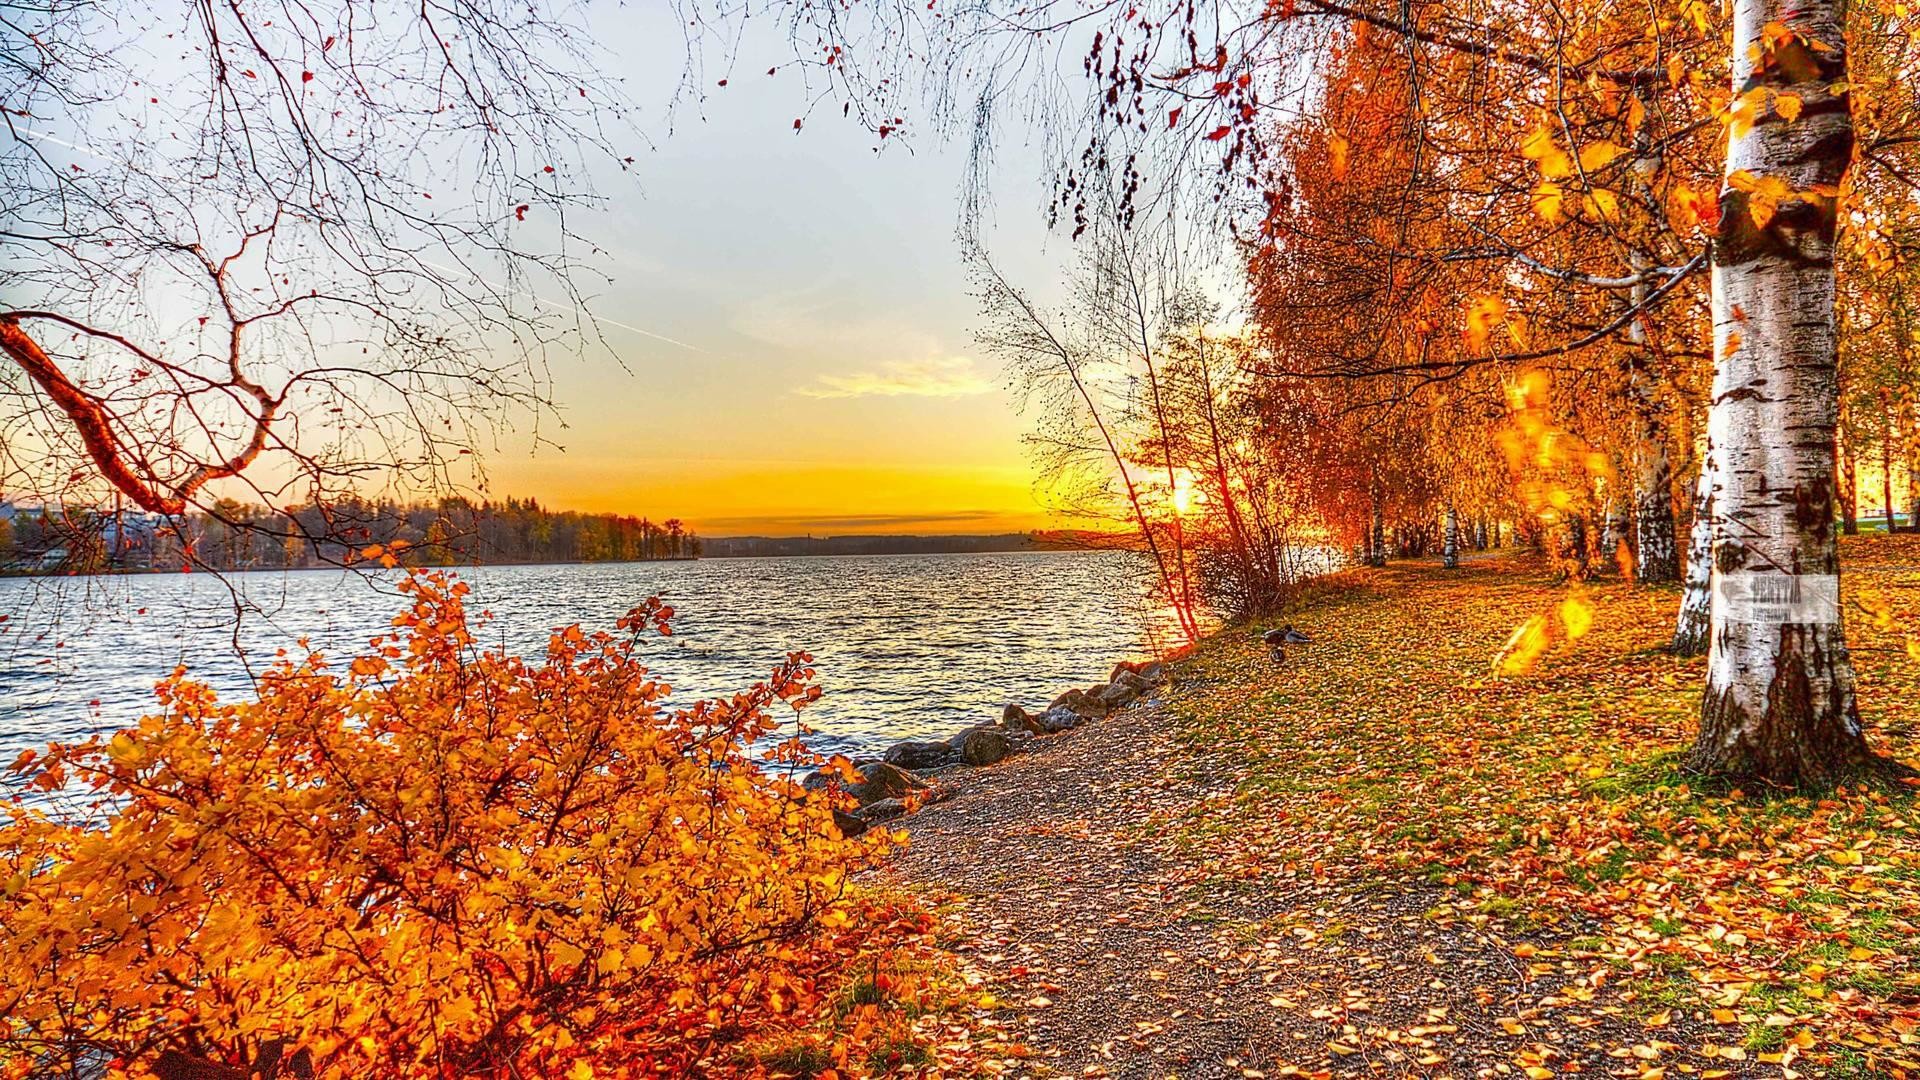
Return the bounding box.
[796,356,996,400]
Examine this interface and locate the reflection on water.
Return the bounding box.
[0,551,1190,773]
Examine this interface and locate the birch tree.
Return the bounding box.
[1686,0,1880,784]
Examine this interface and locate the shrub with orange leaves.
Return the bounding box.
[0,570,917,1079]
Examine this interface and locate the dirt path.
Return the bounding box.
[884,559,1805,1080]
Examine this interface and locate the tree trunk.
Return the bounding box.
[1881,389,1897,534]
[1673,441,1715,656]
[1628,267,1681,583]
[1369,495,1386,567]
[1690,0,1875,786]
[1443,506,1460,569]
[1633,439,1680,582]
[1838,419,1859,535]
[1600,489,1630,572]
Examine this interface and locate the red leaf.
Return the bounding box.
[1205,125,1231,141]
[1168,106,1183,128]
[301,71,313,82]
[514,204,530,221]
[793,118,803,131]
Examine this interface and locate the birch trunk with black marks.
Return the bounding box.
[1673,440,1715,656]
[1690,0,1877,785]
[1628,270,1681,583]
[1369,492,1387,567]
[1600,488,1630,570]
[1837,414,1859,535]
[1443,506,1459,569]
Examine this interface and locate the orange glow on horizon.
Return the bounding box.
[483,455,1058,537]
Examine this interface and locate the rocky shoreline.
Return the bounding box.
[802,658,1171,835]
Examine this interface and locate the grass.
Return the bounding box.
[1158,534,1920,1076]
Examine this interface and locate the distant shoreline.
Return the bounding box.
[0,545,1131,579]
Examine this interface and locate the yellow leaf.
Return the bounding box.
[1522,129,1572,180]
[1578,140,1628,172]
[1465,295,1507,352]
[550,939,586,969]
[108,733,140,764]
[1727,88,1767,139]
[1329,134,1350,181]
[1585,188,1621,222]
[1775,92,1803,122]
[1533,181,1565,223]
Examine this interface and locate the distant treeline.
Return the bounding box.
[0,497,700,573]
[702,533,1060,558]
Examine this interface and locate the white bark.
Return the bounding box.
[1443,506,1459,569]
[1691,0,1874,784]
[1370,497,1386,566]
[1628,258,1681,583]
[1673,438,1715,656]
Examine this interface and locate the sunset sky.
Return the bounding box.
[479,9,1073,537]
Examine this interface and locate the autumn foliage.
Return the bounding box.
[0,569,934,1079]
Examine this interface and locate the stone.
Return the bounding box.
[1113,668,1155,694]
[855,798,908,823]
[958,727,1010,766]
[850,761,927,805]
[831,808,868,837]
[1035,706,1082,733]
[884,740,955,770]
[1049,687,1107,718]
[1135,661,1168,685]
[1093,681,1137,708]
[998,703,1044,734]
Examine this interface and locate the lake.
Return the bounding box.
[0,551,1192,774]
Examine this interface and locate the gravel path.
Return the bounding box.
[883,678,1763,1080]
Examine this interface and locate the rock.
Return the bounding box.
[1108,659,1143,684]
[1049,687,1107,719]
[1135,661,1167,685]
[844,761,928,806]
[1093,681,1137,708]
[831,808,868,837]
[998,703,1044,734]
[1113,668,1155,694]
[884,740,955,770]
[855,798,908,823]
[1035,706,1082,733]
[958,727,1010,766]
[945,724,988,750]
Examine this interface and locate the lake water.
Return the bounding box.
[0,551,1190,773]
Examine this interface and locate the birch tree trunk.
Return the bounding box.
[1443,506,1459,569]
[1628,269,1681,583]
[1673,440,1715,656]
[1690,0,1877,785]
[1838,411,1860,535]
[1370,494,1387,567]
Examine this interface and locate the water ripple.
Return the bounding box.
[0,551,1183,769]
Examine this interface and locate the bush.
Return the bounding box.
[1,569,916,1078]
